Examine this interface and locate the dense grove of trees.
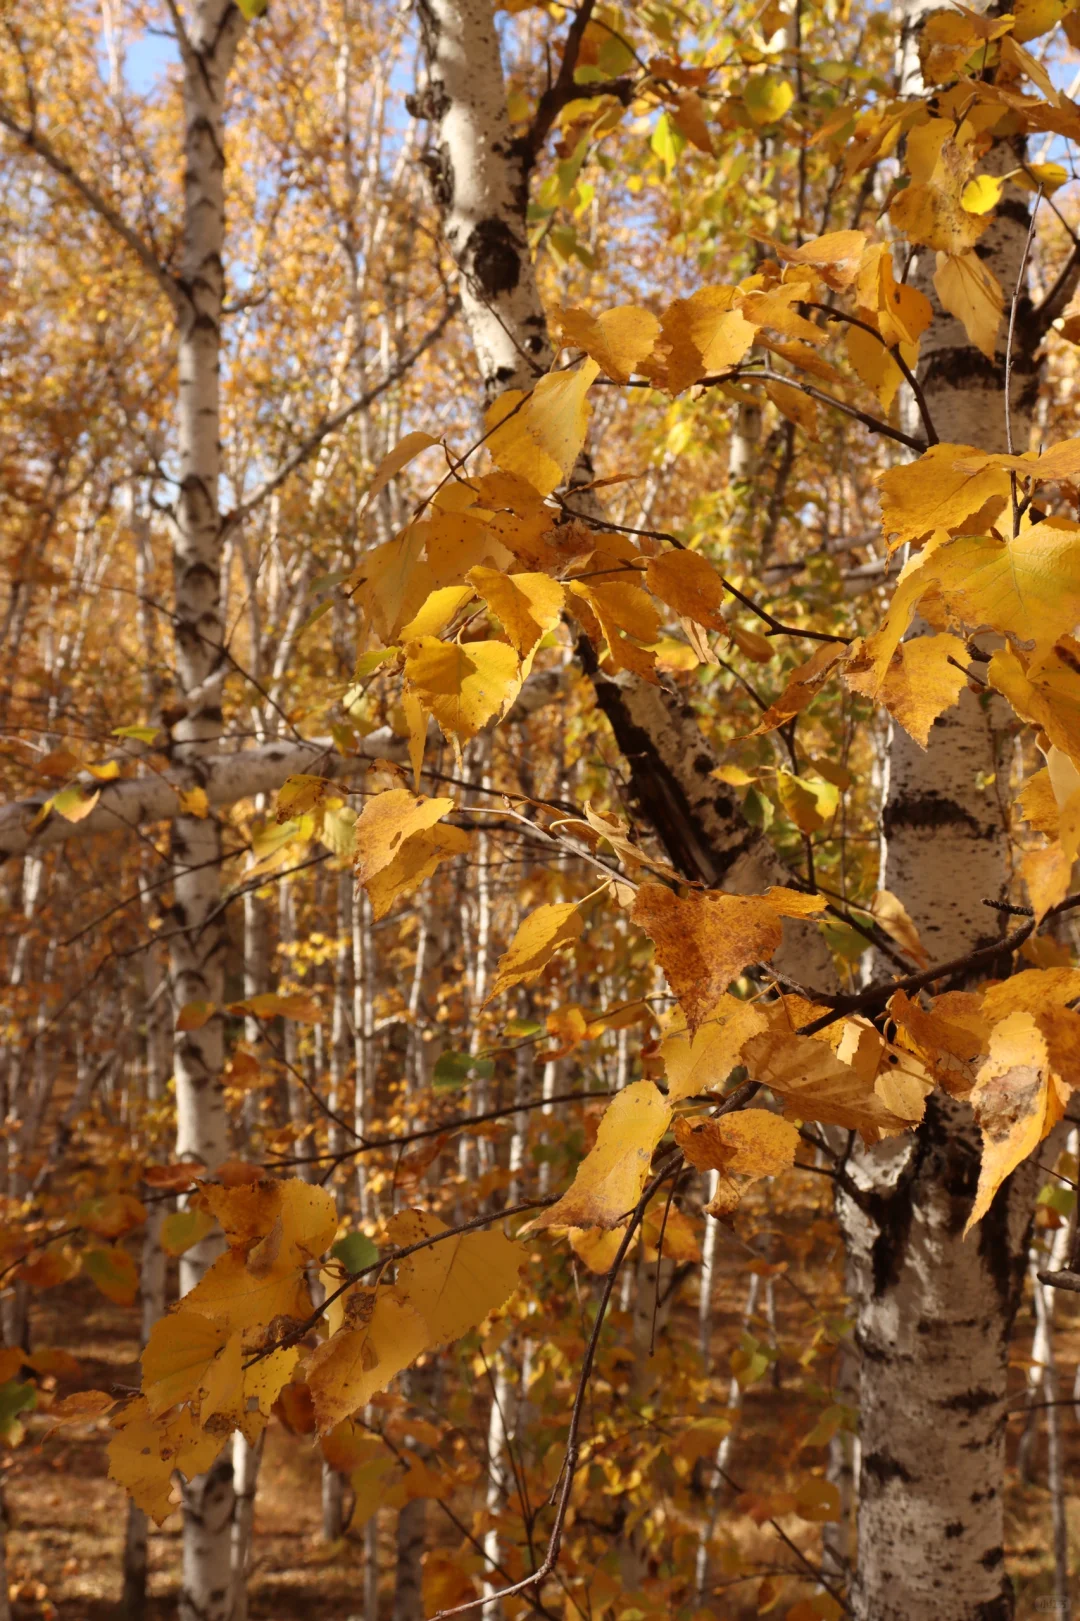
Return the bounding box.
[3,1,1080,1617]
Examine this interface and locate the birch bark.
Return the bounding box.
[834,5,1045,1614]
[166,4,246,1617]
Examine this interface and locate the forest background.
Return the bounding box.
[3,0,1080,1619]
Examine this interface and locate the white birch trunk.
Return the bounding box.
[168,5,245,1616]
[836,7,1043,1611]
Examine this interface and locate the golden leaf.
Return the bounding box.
[362,430,439,511]
[877,443,1010,547]
[741,1029,918,1142]
[659,286,757,394]
[485,361,600,495]
[556,304,662,383]
[768,229,867,290]
[142,1310,232,1417]
[403,637,521,743]
[388,1209,524,1345]
[366,823,470,921]
[305,1288,430,1432]
[353,790,456,888]
[529,1082,672,1231]
[645,549,727,633]
[631,883,783,1035]
[933,251,1003,361]
[870,888,929,968]
[863,631,970,747]
[674,1110,800,1216]
[466,565,566,660]
[486,900,584,1002]
[965,1012,1057,1234]
[748,644,847,736]
[660,994,769,1103]
[775,771,839,833]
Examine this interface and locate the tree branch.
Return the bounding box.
[0,100,184,315]
[221,298,459,531]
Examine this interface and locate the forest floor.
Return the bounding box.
[2,1208,1078,1621]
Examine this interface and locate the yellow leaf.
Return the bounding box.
[933,251,1003,360]
[660,287,757,394]
[276,774,330,820]
[965,1012,1055,1234]
[362,431,440,510]
[1021,159,1069,193]
[350,1454,402,1529]
[660,994,769,1103]
[1022,843,1071,922]
[764,379,818,436]
[485,360,600,495]
[241,1344,300,1441]
[763,886,828,918]
[530,1082,672,1230]
[51,785,101,823]
[305,1288,430,1432]
[961,174,1005,215]
[846,323,905,412]
[354,525,434,644]
[670,89,714,154]
[227,991,322,1022]
[557,304,662,383]
[870,888,929,967]
[744,72,794,125]
[107,1399,196,1524]
[748,644,847,736]
[775,772,839,833]
[741,1029,918,1142]
[182,1178,338,1333]
[195,1176,338,1262]
[140,1311,224,1417]
[486,901,584,1002]
[989,641,1080,767]
[860,631,970,747]
[388,1209,524,1344]
[632,883,783,1035]
[466,566,566,660]
[569,580,660,680]
[675,1110,799,1216]
[856,243,934,348]
[177,785,209,819]
[367,824,470,921]
[877,442,1010,547]
[403,637,521,743]
[399,584,475,641]
[769,230,867,291]
[353,790,456,887]
[83,1247,139,1307]
[645,549,727,634]
[890,165,987,255]
[1013,0,1067,40]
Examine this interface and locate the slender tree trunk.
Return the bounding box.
[836,8,1042,1611]
[166,5,246,1617]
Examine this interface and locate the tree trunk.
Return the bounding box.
[167,5,246,1617]
[836,8,1042,1611]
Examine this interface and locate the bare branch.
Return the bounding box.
[221,299,459,532]
[0,100,184,314]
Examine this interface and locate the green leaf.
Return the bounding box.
[112,724,162,744]
[1037,1182,1076,1216]
[331,1232,380,1275]
[433,1051,495,1093]
[0,1380,35,1438]
[503,1018,543,1038]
